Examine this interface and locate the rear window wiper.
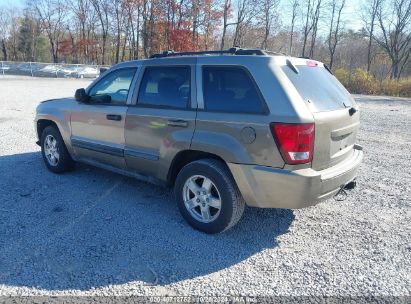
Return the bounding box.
[324,64,333,75]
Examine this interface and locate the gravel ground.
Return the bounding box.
[0,76,410,297]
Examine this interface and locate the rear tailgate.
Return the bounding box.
[282,60,359,171]
[312,109,359,170]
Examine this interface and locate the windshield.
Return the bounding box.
[282,65,354,112]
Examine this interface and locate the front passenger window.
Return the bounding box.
[88,68,137,105]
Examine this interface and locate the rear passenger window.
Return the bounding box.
[137,66,190,109]
[203,67,264,114]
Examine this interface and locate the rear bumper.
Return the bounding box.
[228,145,363,209]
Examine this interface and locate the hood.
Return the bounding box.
[41,97,73,104]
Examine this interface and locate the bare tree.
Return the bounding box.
[191,0,200,49]
[68,0,97,63]
[232,0,258,47]
[327,0,345,69]
[288,0,299,55]
[0,7,12,60]
[32,0,65,63]
[91,0,110,65]
[121,0,141,59]
[361,0,383,72]
[201,0,218,50]
[308,0,322,58]
[113,0,127,63]
[259,0,280,49]
[301,0,322,57]
[221,0,233,50]
[374,0,411,79]
[124,0,140,59]
[141,0,149,57]
[141,0,156,57]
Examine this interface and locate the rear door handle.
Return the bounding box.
[167,119,188,127]
[106,114,122,121]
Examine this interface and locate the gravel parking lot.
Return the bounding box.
[0,76,410,297]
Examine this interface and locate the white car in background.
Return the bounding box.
[72,66,99,78]
[39,65,60,72]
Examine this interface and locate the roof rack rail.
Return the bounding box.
[150,47,279,58]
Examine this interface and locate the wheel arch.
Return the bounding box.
[36,119,59,142]
[167,150,229,187]
[36,118,74,158]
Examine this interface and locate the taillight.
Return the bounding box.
[271,123,315,164]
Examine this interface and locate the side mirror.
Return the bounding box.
[74,88,89,103]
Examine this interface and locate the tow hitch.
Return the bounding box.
[344,180,356,190]
[334,180,357,201]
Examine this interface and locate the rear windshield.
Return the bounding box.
[282,65,354,112]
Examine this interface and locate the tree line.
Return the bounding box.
[0,0,410,80]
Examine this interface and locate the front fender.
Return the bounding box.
[35,99,74,155]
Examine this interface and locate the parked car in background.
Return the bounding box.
[72,66,99,78]
[6,63,41,76]
[0,64,10,72]
[36,65,61,77]
[61,66,100,79]
[56,66,78,78]
[0,62,101,78]
[34,48,363,233]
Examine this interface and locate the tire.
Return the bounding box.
[41,125,75,173]
[174,159,245,234]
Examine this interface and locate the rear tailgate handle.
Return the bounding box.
[106,114,122,121]
[167,119,188,127]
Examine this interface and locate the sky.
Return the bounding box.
[0,0,364,31]
[0,0,23,7]
[340,1,364,31]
